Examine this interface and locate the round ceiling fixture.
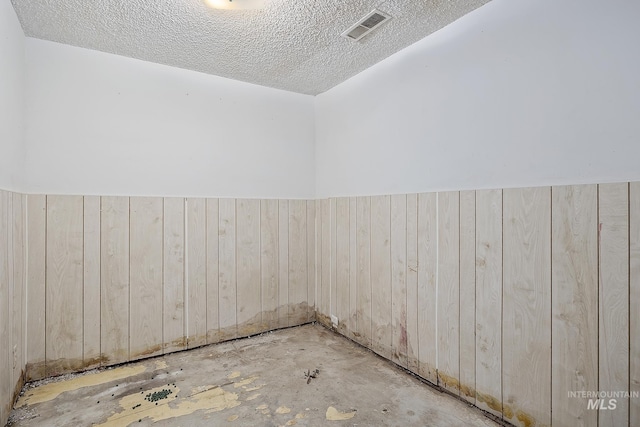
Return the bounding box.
[205,0,265,10]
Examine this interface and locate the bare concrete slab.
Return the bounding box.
[8,324,501,427]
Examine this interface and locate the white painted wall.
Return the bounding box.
[24,39,315,199]
[0,2,25,191]
[315,0,640,198]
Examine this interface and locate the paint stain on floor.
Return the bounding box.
[15,365,147,408]
[227,372,241,379]
[326,406,356,421]
[275,406,291,414]
[94,384,240,426]
[233,376,259,388]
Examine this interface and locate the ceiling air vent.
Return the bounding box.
[341,9,391,42]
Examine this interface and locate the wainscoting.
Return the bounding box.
[3,183,640,427]
[316,183,640,427]
[0,189,26,423]
[24,196,316,380]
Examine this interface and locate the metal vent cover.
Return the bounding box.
[341,9,391,42]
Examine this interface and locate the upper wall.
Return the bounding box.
[315,0,640,198]
[0,2,25,191]
[24,39,316,199]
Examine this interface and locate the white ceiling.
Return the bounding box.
[10,0,490,95]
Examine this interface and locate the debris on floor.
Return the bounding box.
[304,368,319,384]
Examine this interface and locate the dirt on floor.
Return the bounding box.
[8,324,502,427]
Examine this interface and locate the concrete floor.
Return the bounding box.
[9,324,501,427]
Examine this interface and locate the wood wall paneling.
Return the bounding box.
[320,199,330,325]
[503,187,551,426]
[83,196,101,368]
[598,183,629,427]
[46,195,84,376]
[0,191,8,422]
[406,194,419,373]
[279,200,290,328]
[355,197,371,347]
[260,199,279,330]
[335,198,350,334]
[206,199,220,344]
[551,185,598,427]
[475,189,502,417]
[370,195,392,359]
[348,197,358,340]
[101,196,130,365]
[218,199,237,340]
[630,182,640,427]
[186,198,207,348]
[164,197,185,352]
[12,194,25,397]
[390,194,408,368]
[288,200,308,325]
[417,193,437,383]
[330,199,337,324]
[129,197,164,360]
[437,191,460,395]
[306,200,316,322]
[459,190,476,404]
[236,199,262,335]
[26,194,46,380]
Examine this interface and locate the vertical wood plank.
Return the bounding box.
[459,190,476,404]
[288,200,308,325]
[278,200,289,328]
[0,191,7,423]
[417,192,437,383]
[5,192,13,412]
[598,183,629,427]
[206,199,220,343]
[406,194,419,373]
[187,198,207,348]
[12,194,25,392]
[356,196,371,347]
[551,185,598,427]
[348,197,358,340]
[630,182,640,427]
[219,199,237,340]
[437,191,460,395]
[236,199,262,335]
[26,194,46,380]
[101,196,130,365]
[46,195,84,375]
[315,200,323,323]
[336,198,350,335]
[83,196,101,368]
[503,187,551,426]
[306,200,316,322]
[371,195,392,359]
[320,199,330,326]
[330,198,337,324]
[129,197,163,360]
[391,194,407,368]
[164,197,185,352]
[261,199,279,330]
[475,189,502,417]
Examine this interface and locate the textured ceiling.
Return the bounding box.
[11,0,490,95]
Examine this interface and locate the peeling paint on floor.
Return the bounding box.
[9,325,501,427]
[326,406,356,421]
[15,365,147,408]
[95,384,240,426]
[233,376,258,388]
